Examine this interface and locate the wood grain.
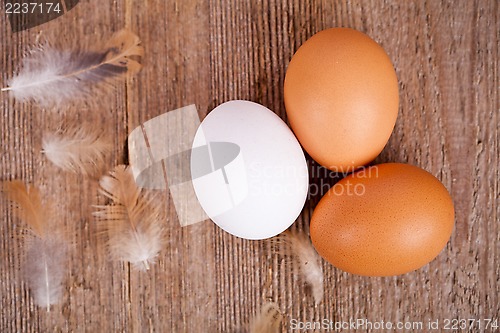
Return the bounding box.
[0,1,498,332]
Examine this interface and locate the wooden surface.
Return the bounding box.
[0,1,498,332]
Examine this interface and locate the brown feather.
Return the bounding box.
[1,181,67,310]
[94,165,166,271]
[1,181,46,237]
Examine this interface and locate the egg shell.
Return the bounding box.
[191,100,309,240]
[284,28,399,172]
[310,163,455,276]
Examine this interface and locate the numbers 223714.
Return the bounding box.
[5,2,61,14]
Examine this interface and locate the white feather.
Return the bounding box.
[42,126,112,176]
[3,47,82,106]
[94,165,165,271]
[24,236,67,309]
[273,230,324,305]
[1,29,143,107]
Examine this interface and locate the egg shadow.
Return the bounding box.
[306,155,343,210]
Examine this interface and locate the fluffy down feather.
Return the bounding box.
[1,181,67,311]
[94,165,165,271]
[42,125,112,176]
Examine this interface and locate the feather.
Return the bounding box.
[249,303,282,333]
[42,125,112,176]
[1,181,67,311]
[1,29,143,107]
[273,230,324,305]
[93,165,165,271]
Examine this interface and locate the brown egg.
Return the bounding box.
[284,28,399,172]
[310,163,455,276]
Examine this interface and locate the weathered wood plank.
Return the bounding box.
[0,1,498,332]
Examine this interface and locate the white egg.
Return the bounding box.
[191,100,309,239]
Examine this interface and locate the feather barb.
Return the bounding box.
[94,165,165,271]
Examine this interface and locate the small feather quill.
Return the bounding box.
[42,125,112,176]
[273,230,324,305]
[1,29,143,107]
[249,303,282,333]
[1,181,67,311]
[93,165,165,271]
